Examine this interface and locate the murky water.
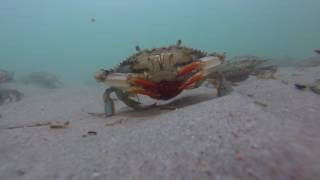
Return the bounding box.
[1,0,320,84]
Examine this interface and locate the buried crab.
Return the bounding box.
[94,40,230,116]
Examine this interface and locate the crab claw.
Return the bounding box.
[199,55,224,76]
[94,70,131,88]
[177,55,224,78]
[95,71,149,116]
[177,55,224,90]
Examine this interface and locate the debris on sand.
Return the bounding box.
[105,118,127,127]
[294,80,320,95]
[82,131,97,138]
[310,79,320,94]
[21,72,62,89]
[254,100,268,107]
[294,83,308,90]
[6,122,51,130]
[88,112,106,118]
[5,121,70,130]
[87,131,97,136]
[49,121,70,129]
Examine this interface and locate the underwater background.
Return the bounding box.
[1,0,320,85]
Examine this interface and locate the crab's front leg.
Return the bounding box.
[95,70,158,116]
[102,87,142,117]
[102,87,116,116]
[209,72,233,97]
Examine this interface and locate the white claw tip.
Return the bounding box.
[94,70,108,82]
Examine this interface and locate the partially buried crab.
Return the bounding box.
[94,40,229,116]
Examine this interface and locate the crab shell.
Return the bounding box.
[95,44,225,100]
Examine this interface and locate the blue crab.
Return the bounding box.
[94,40,228,116]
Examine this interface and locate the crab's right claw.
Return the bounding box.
[200,55,225,76]
[177,55,224,78]
[178,55,225,90]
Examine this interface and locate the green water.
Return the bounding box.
[1,0,320,84]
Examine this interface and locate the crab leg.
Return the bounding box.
[103,88,116,116]
[103,87,142,117]
[95,70,160,116]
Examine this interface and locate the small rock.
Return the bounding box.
[92,172,100,178]
[294,83,308,90]
[235,152,245,161]
[281,80,289,85]
[254,101,268,107]
[49,121,70,129]
[251,144,259,149]
[87,131,97,136]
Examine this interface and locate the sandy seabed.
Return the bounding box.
[0,66,320,180]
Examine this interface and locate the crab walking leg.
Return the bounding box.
[103,87,142,117]
[103,88,117,116]
[205,71,233,97]
[214,73,233,97]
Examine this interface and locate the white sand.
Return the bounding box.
[0,66,320,180]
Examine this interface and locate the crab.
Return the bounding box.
[94,40,229,116]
